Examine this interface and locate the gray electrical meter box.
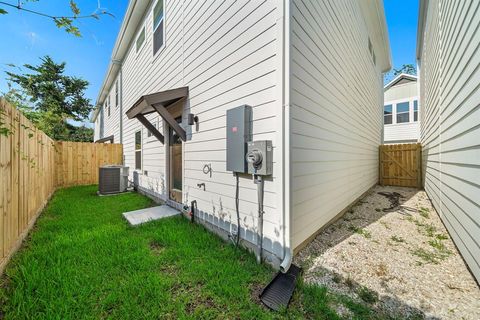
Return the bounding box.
[226,105,252,173]
[246,140,273,175]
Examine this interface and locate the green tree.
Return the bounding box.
[0,0,113,37]
[5,56,94,142]
[67,124,94,142]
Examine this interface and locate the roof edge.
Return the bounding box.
[384,73,418,90]
[359,0,392,73]
[91,0,150,122]
[416,0,428,59]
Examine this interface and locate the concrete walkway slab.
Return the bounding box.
[123,205,180,226]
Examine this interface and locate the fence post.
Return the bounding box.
[416,143,422,188]
[379,145,384,186]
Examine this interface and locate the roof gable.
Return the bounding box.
[384,73,418,91]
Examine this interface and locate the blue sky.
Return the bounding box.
[0,0,129,121]
[384,0,420,72]
[0,0,418,126]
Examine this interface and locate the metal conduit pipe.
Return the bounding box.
[255,175,265,264]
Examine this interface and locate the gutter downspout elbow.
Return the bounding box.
[280,249,292,273]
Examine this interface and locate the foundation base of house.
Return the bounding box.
[134,186,283,270]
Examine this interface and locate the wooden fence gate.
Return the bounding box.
[379,143,422,188]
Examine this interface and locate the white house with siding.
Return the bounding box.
[92,0,391,270]
[383,73,420,144]
[417,0,480,282]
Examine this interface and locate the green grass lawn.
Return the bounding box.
[0,185,378,319]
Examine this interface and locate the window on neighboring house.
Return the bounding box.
[396,102,410,123]
[135,131,142,170]
[413,100,418,122]
[153,0,165,55]
[136,27,145,53]
[115,81,119,108]
[107,96,111,117]
[384,104,392,125]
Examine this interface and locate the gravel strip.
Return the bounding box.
[295,185,480,319]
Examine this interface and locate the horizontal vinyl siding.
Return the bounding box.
[383,82,419,143]
[103,75,122,143]
[384,122,420,143]
[419,0,480,282]
[102,0,283,256]
[290,0,383,249]
[94,117,100,141]
[384,81,418,102]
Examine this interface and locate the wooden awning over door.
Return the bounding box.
[125,87,188,144]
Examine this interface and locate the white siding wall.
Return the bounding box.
[290,0,384,249]
[101,0,285,258]
[103,75,122,143]
[94,116,101,141]
[384,81,417,101]
[384,122,419,143]
[384,81,420,143]
[419,0,480,282]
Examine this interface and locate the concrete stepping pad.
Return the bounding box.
[123,205,180,226]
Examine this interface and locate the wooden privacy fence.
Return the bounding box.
[379,143,422,188]
[0,99,122,272]
[55,141,122,187]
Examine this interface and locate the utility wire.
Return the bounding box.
[0,1,114,20]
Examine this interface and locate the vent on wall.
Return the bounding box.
[99,165,129,195]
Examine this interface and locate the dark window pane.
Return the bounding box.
[414,111,418,122]
[397,112,409,123]
[115,81,118,107]
[384,104,392,115]
[135,151,141,170]
[384,115,392,125]
[135,131,141,150]
[153,20,164,55]
[153,0,164,29]
[413,100,418,111]
[397,102,409,113]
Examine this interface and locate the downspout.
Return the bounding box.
[279,0,292,274]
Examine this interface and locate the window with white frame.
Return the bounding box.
[135,130,142,170]
[413,100,418,122]
[147,119,158,138]
[115,81,119,108]
[384,104,393,125]
[396,102,410,123]
[136,26,145,53]
[153,0,165,55]
[107,96,111,117]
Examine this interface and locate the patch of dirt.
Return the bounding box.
[185,295,216,315]
[377,191,403,212]
[149,240,165,255]
[295,185,480,320]
[249,282,265,307]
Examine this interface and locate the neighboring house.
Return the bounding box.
[383,73,419,144]
[417,0,480,282]
[92,0,391,270]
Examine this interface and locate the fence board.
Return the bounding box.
[0,99,123,274]
[379,143,422,188]
[53,141,122,187]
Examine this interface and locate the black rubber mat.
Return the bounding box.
[260,264,301,311]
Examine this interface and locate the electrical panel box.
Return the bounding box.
[226,105,252,173]
[247,140,273,175]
